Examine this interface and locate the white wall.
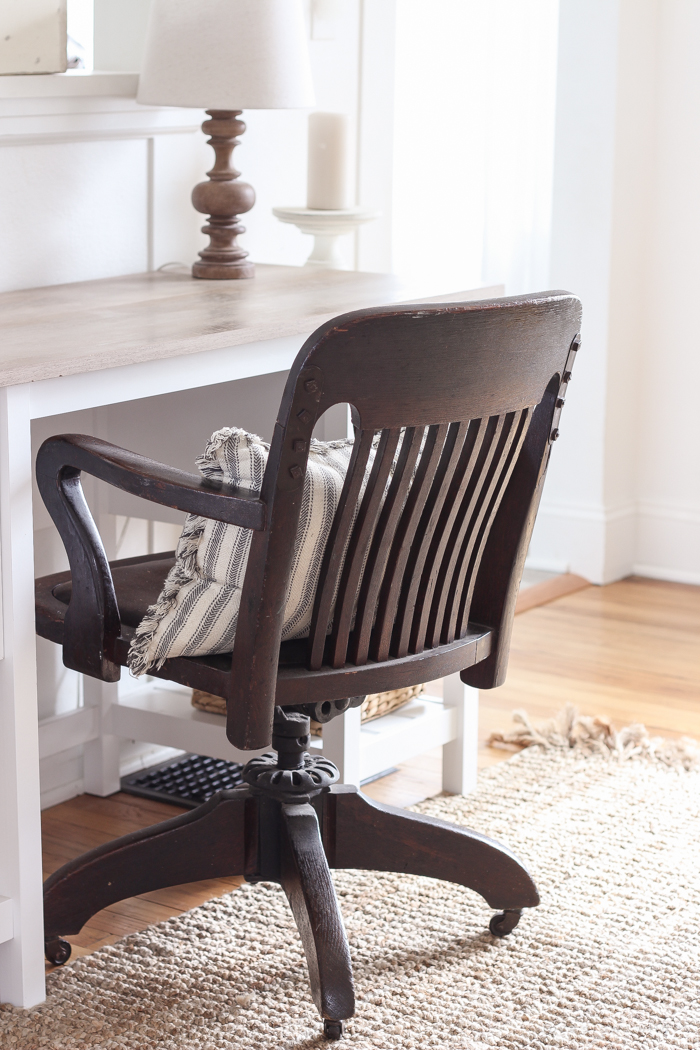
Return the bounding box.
[93,0,152,72]
[0,81,209,289]
[391,0,559,294]
[390,0,698,587]
[529,0,699,585]
[0,2,397,284]
[527,0,624,580]
[635,0,700,584]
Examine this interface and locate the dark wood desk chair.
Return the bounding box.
[35,291,580,1040]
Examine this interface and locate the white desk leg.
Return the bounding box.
[322,706,362,787]
[83,679,121,796]
[82,512,121,797]
[0,385,46,1007]
[442,672,479,795]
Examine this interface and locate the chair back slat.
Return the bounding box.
[437,410,530,646]
[349,426,425,667]
[306,406,536,670]
[402,416,490,657]
[371,422,450,663]
[328,428,402,669]
[454,406,533,640]
[430,412,516,647]
[307,428,376,671]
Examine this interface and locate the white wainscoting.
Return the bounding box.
[0,77,207,293]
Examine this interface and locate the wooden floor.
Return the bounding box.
[42,574,700,967]
[367,574,700,806]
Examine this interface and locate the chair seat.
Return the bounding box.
[35,552,493,707]
[51,551,176,628]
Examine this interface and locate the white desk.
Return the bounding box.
[0,265,497,1006]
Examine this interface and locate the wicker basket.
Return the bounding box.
[191,683,425,734]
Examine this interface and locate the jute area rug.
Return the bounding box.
[3,712,700,1050]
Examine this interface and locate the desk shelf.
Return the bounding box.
[110,683,268,765]
[110,675,476,794]
[111,683,459,785]
[38,675,477,798]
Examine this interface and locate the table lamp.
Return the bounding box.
[137,0,315,280]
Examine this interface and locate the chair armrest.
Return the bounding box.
[35,434,267,682]
[36,434,266,530]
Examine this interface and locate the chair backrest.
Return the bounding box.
[229,291,581,748]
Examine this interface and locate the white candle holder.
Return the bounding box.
[272,206,379,269]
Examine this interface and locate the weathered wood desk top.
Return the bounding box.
[0,265,492,389]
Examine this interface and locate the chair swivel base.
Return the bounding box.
[43,709,538,1038]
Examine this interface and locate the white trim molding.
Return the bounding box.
[634,500,700,586]
[0,71,139,100]
[0,897,14,946]
[637,500,700,525]
[537,498,637,524]
[528,496,700,586]
[527,497,637,584]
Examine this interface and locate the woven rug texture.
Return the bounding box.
[2,737,699,1049]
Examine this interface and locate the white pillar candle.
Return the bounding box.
[307,112,348,210]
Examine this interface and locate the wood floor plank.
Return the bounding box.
[514,572,589,614]
[139,878,245,912]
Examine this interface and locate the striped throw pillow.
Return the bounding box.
[127,427,358,676]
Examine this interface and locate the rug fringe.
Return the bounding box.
[126,514,207,677]
[488,704,700,771]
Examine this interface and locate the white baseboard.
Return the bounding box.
[637,500,700,525]
[635,501,700,585]
[632,563,700,586]
[528,499,635,584]
[528,496,699,586]
[40,777,85,811]
[40,738,186,810]
[524,554,570,574]
[119,744,185,778]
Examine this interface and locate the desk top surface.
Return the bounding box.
[0,265,495,389]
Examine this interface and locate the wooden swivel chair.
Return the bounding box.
[35,291,580,1040]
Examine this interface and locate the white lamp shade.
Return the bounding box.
[137,0,315,110]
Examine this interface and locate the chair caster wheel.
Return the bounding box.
[323,1018,344,1040]
[45,937,72,966]
[489,909,522,938]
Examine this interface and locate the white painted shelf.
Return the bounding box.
[315,695,457,783]
[38,673,478,796]
[110,683,269,765]
[110,684,458,782]
[0,71,138,100]
[114,683,466,787]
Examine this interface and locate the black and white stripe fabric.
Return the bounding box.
[127,427,358,676]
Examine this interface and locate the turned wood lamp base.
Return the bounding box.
[191,110,255,280]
